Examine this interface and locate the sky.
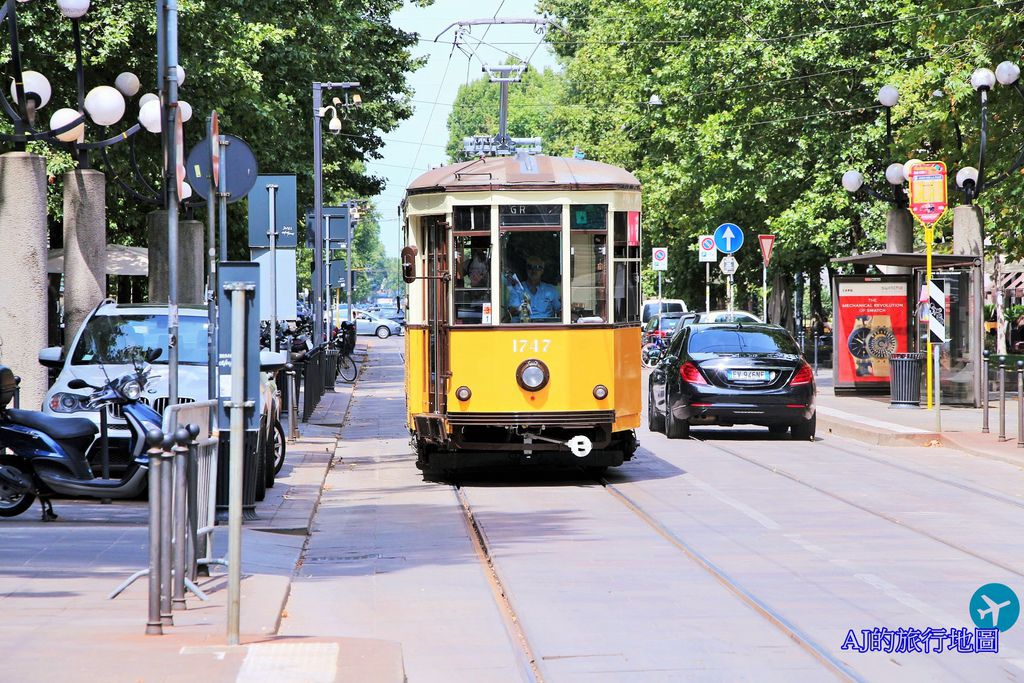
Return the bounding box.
[368,0,560,257]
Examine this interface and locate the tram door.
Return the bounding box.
[424,215,450,414]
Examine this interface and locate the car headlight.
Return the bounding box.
[516,359,549,392]
[48,392,90,413]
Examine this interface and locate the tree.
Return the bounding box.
[3,0,427,256]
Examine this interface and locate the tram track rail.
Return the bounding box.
[596,477,862,682]
[453,485,545,683]
[684,432,1024,579]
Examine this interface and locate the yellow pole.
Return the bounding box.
[925,227,933,410]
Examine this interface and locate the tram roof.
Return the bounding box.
[405,154,641,196]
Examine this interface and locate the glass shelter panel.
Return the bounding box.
[499,206,562,324]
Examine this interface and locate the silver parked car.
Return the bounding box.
[352,309,403,338]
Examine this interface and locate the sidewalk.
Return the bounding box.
[0,344,405,683]
[813,369,1024,465]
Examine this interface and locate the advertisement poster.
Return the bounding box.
[833,276,912,391]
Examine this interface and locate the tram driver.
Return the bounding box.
[506,255,561,322]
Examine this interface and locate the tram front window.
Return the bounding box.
[499,208,562,323]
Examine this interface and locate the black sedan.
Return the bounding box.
[648,323,816,440]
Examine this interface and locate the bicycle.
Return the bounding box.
[332,321,358,383]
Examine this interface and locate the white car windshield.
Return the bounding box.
[71,314,209,365]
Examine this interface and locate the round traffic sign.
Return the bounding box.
[210,110,220,187]
[185,134,258,204]
[714,223,744,254]
[653,248,667,261]
[700,236,715,251]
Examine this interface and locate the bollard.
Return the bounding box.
[999,357,1007,441]
[982,350,990,433]
[159,434,174,625]
[1018,361,1024,448]
[171,427,191,611]
[185,424,201,583]
[13,375,20,409]
[287,362,299,442]
[144,429,165,636]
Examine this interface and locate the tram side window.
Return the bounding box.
[499,206,562,323]
[570,204,608,323]
[453,235,491,325]
[613,211,641,322]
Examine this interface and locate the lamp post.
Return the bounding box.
[841,85,915,273]
[312,81,360,344]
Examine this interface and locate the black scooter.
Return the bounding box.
[0,351,163,520]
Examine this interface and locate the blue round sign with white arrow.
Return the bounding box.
[714,223,744,254]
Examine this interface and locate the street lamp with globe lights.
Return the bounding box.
[841,84,916,267]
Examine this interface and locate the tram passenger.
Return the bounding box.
[506,255,561,322]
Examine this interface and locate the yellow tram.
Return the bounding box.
[401,153,642,473]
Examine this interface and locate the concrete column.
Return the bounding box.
[0,152,48,410]
[953,204,984,256]
[148,211,205,304]
[178,219,204,304]
[62,169,107,351]
[883,208,914,274]
[147,210,169,302]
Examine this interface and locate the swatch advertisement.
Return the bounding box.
[833,276,912,390]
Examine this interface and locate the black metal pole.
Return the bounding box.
[978,88,989,196]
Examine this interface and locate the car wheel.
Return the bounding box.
[665,404,690,439]
[791,413,816,441]
[376,326,391,339]
[272,420,286,475]
[647,387,665,433]
[0,456,36,518]
[768,424,789,436]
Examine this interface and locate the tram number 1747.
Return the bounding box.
[513,339,551,353]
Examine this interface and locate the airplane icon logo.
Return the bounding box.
[978,595,1012,627]
[970,584,1020,632]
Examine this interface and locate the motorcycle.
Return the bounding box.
[0,349,163,520]
[641,336,667,369]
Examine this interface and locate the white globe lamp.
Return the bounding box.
[996,61,1021,86]
[114,72,140,97]
[956,166,979,188]
[877,85,899,108]
[180,182,193,200]
[138,92,158,108]
[841,170,864,193]
[11,70,52,108]
[971,68,996,91]
[49,108,85,143]
[885,163,905,186]
[902,159,922,182]
[56,0,90,18]
[84,86,125,126]
[138,99,162,133]
[178,100,192,123]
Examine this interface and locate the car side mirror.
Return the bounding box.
[401,246,418,284]
[259,350,288,373]
[38,346,65,368]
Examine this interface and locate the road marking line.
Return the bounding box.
[687,477,781,530]
[816,406,930,434]
[235,642,338,683]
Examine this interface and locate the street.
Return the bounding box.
[272,337,1024,682]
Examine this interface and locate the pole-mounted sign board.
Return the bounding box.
[720,254,738,275]
[714,223,743,254]
[908,161,948,225]
[306,206,352,247]
[186,134,259,204]
[758,234,776,267]
[248,175,297,248]
[698,235,717,263]
[652,247,668,271]
[929,279,946,344]
[209,110,220,187]
[217,262,261,431]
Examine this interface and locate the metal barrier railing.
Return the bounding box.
[301,346,325,422]
[324,347,340,389]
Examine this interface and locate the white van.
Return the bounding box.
[641,299,688,324]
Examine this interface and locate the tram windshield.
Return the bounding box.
[499,205,562,323]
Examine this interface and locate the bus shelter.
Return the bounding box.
[830,252,983,406]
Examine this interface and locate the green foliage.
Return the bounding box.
[4,0,425,257]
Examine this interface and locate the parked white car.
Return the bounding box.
[38,302,212,471]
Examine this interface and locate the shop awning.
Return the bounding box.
[831,251,981,269]
[47,244,149,276]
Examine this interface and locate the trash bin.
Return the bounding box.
[889,352,925,408]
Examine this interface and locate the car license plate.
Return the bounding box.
[728,370,770,381]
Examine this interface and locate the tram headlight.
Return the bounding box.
[593,384,608,400]
[516,359,549,392]
[455,386,472,401]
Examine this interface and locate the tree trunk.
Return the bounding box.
[768,272,792,332]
